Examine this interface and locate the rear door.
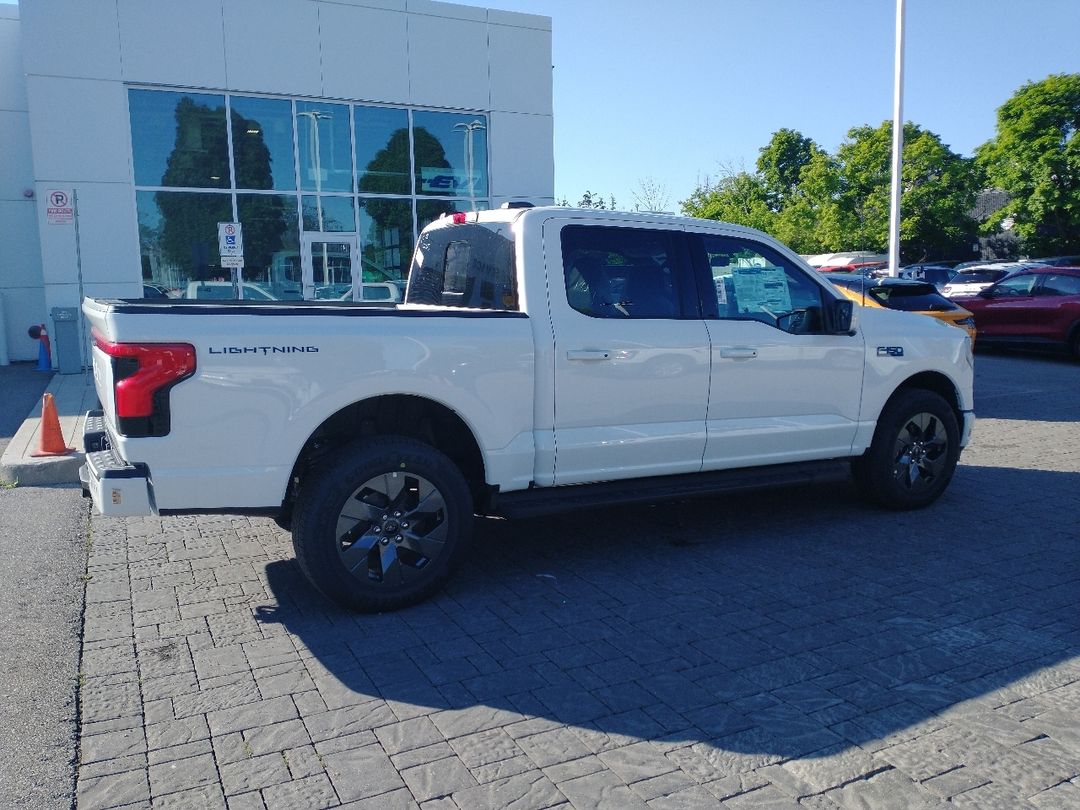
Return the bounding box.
[545,219,711,485]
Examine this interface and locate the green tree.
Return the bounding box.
[681,170,775,234]
[756,128,816,211]
[976,73,1080,255]
[834,122,979,261]
[772,149,845,253]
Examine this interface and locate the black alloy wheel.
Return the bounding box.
[291,437,473,612]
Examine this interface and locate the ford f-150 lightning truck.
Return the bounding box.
[81,207,975,611]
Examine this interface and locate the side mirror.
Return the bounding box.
[977,288,995,298]
[825,298,854,334]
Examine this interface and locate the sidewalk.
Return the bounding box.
[0,367,98,486]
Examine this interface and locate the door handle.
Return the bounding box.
[566,349,612,361]
[719,347,758,359]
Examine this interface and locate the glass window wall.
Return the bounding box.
[130,89,490,301]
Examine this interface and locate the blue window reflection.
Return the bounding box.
[302,195,356,232]
[130,89,229,188]
[359,198,412,284]
[137,190,232,292]
[296,101,352,193]
[231,97,296,191]
[355,106,411,195]
[412,111,488,201]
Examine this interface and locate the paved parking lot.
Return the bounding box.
[77,353,1080,809]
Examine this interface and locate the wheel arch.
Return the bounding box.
[1066,318,1080,357]
[281,394,488,518]
[891,370,964,427]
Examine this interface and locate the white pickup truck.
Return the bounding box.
[82,207,974,611]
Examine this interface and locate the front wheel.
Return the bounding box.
[291,437,473,612]
[852,390,960,510]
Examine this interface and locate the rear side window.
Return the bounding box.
[561,225,690,319]
[406,223,517,310]
[1041,273,1080,296]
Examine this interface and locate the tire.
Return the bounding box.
[1070,326,1080,361]
[852,390,960,510]
[291,436,473,612]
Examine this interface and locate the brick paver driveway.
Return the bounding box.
[77,353,1080,809]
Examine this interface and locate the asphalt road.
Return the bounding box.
[0,363,87,810]
[0,361,52,457]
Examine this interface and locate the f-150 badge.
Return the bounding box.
[877,346,904,357]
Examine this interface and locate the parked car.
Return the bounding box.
[185,281,279,301]
[943,262,1049,297]
[952,267,1080,359]
[827,274,976,342]
[817,261,888,277]
[900,264,955,290]
[142,283,171,299]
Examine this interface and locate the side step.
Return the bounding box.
[493,459,851,519]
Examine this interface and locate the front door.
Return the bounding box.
[696,231,865,467]
[301,235,359,301]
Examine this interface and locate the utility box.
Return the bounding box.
[50,307,82,374]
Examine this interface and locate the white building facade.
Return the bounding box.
[0,0,554,362]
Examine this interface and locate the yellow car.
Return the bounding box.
[827,274,977,343]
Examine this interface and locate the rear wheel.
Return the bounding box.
[291,436,473,612]
[852,390,960,510]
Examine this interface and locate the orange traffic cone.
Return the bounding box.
[31,393,75,457]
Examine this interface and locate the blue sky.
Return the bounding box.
[6,0,1078,210]
[468,0,1080,210]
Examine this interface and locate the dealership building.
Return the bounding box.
[0,0,554,363]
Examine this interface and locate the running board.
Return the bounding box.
[492,459,852,519]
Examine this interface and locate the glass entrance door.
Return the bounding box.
[302,235,359,301]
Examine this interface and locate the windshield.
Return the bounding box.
[954,269,1008,284]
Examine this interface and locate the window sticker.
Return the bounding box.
[730,265,792,314]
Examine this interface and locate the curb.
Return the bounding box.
[0,372,97,487]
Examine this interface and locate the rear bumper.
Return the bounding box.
[79,410,155,517]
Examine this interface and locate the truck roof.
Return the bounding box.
[433,205,775,243]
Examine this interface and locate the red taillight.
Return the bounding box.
[452,212,467,224]
[93,330,195,435]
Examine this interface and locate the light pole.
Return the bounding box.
[453,120,485,211]
[887,0,906,277]
[297,110,332,290]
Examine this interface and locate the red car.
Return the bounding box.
[954,266,1080,359]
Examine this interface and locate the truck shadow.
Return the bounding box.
[258,462,1080,760]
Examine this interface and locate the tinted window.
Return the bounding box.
[407,223,516,310]
[296,101,353,193]
[868,284,955,312]
[130,89,229,188]
[355,106,411,195]
[561,225,686,319]
[702,234,824,333]
[956,269,1008,283]
[990,275,1038,296]
[412,111,488,199]
[1040,273,1080,296]
[230,96,296,191]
